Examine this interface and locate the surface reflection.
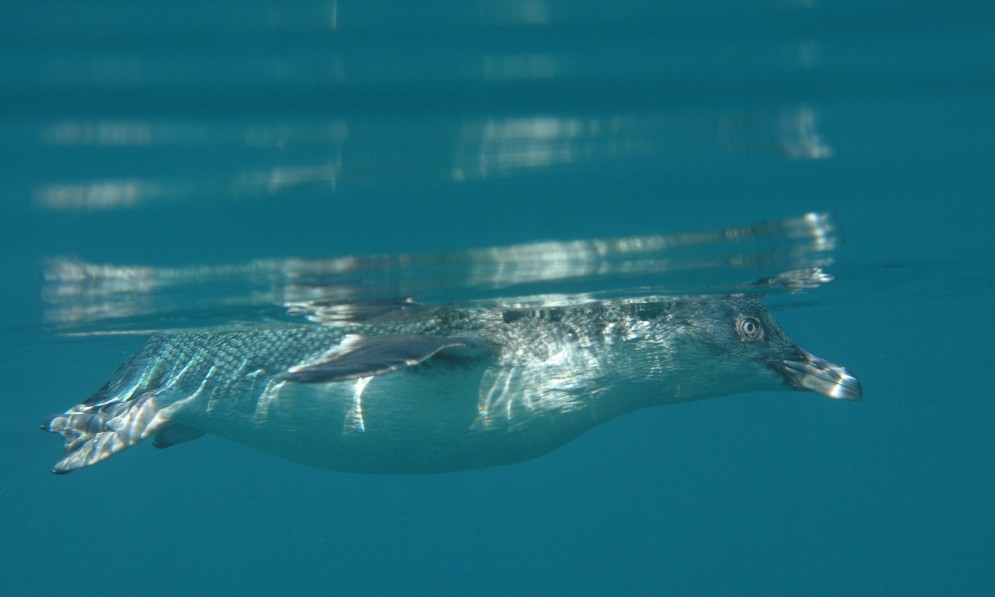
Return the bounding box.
[33,105,831,210]
[39,119,349,148]
[480,53,560,81]
[42,212,841,334]
[10,0,839,211]
[453,106,833,181]
[477,0,558,25]
[717,105,832,160]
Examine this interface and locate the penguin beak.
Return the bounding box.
[772,348,862,400]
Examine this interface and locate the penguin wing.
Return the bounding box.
[277,334,490,383]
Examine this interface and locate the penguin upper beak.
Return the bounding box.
[772,348,862,400]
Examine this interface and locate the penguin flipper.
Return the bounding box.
[277,334,488,383]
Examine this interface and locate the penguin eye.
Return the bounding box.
[736,316,764,342]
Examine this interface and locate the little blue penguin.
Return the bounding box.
[43,296,861,474]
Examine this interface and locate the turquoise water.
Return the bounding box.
[2,1,994,595]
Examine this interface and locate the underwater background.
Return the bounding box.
[1,1,993,595]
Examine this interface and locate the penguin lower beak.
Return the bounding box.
[773,349,862,400]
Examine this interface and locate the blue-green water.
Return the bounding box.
[2,1,993,595]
